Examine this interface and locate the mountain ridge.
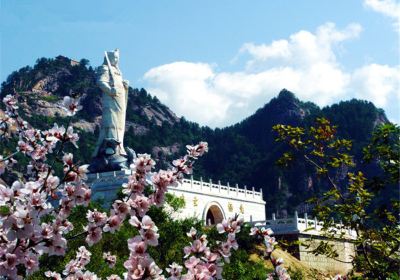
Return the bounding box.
[0,56,389,214]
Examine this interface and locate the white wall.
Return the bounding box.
[168,178,266,223]
[88,171,267,224]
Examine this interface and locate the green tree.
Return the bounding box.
[273,119,400,279]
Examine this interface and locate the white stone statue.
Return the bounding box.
[89,49,135,172]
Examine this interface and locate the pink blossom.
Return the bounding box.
[150,189,166,206]
[64,163,89,183]
[184,256,200,271]
[48,123,66,140]
[129,215,141,228]
[62,96,82,116]
[186,142,208,158]
[76,246,92,266]
[219,241,232,261]
[141,215,156,230]
[63,153,74,167]
[123,256,146,279]
[123,176,145,195]
[191,239,207,254]
[227,233,238,250]
[45,175,60,190]
[186,227,197,239]
[112,200,130,218]
[166,262,183,279]
[65,126,79,147]
[76,185,91,206]
[2,253,17,270]
[0,96,210,280]
[31,145,48,160]
[24,252,39,274]
[103,252,117,268]
[23,128,40,142]
[152,170,177,190]
[107,275,122,280]
[265,235,276,253]
[37,223,54,240]
[0,183,13,205]
[133,153,155,173]
[87,209,107,227]
[48,234,67,256]
[103,213,122,233]
[0,156,7,175]
[128,236,147,255]
[216,216,243,234]
[3,94,18,109]
[45,271,62,280]
[172,157,192,175]
[204,250,219,263]
[140,228,159,247]
[17,140,34,154]
[85,225,102,246]
[130,195,150,217]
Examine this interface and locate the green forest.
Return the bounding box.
[0,56,392,215]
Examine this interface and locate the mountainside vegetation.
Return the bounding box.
[0,56,390,214]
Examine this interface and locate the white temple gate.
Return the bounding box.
[87,170,266,224]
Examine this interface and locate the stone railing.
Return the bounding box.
[174,176,264,203]
[87,171,265,204]
[250,212,357,240]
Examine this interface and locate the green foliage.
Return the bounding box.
[165,192,185,211]
[274,119,400,279]
[28,201,269,279]
[222,249,268,280]
[363,123,400,185]
[1,57,393,215]
[287,267,305,280]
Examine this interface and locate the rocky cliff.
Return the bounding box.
[0,56,389,214]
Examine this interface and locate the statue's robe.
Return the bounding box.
[93,63,128,156]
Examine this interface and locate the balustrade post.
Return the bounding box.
[236,184,239,196]
[200,177,203,190]
[314,216,317,229]
[227,182,230,195]
[304,213,308,228]
[209,178,212,192]
[252,187,255,198]
[244,185,247,197]
[218,180,221,193]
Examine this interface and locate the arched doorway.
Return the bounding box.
[204,204,224,225]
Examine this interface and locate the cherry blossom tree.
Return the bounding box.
[0,94,244,280]
[250,227,291,280]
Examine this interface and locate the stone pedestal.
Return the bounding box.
[86,169,132,207]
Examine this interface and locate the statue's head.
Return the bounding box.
[105,49,120,66]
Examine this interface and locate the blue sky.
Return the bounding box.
[1,0,399,127]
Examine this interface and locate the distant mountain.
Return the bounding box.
[0,56,389,215]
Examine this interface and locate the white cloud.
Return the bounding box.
[364,0,400,30]
[352,64,400,107]
[144,62,232,126]
[143,22,400,127]
[364,0,400,19]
